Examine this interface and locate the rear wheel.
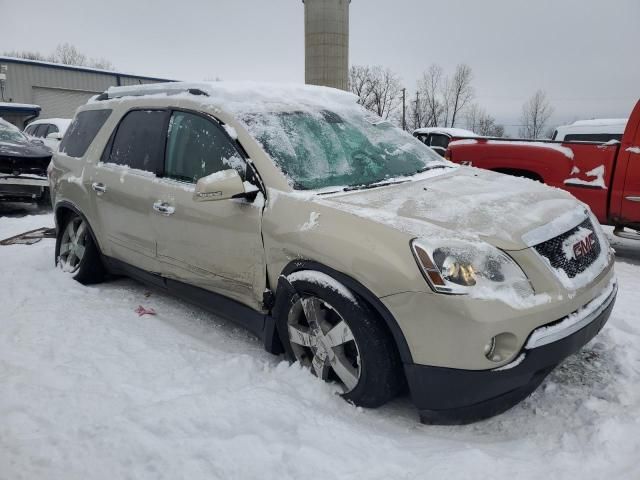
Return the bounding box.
[55,213,104,284]
[283,272,403,408]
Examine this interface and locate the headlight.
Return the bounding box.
[411,239,534,297]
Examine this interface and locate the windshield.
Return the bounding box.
[241,106,448,190]
[0,121,27,143]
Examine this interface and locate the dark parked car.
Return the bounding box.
[0,118,52,203]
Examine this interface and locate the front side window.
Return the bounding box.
[242,106,446,190]
[60,109,112,158]
[108,110,167,173]
[429,134,450,149]
[165,111,245,183]
[46,124,59,136]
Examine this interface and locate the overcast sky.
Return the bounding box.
[2,0,638,133]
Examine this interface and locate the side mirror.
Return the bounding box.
[195,169,245,201]
[46,132,63,141]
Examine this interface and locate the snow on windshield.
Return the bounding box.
[240,105,446,190]
[0,118,27,143]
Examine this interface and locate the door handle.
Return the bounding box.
[625,196,640,202]
[153,201,175,216]
[91,182,107,194]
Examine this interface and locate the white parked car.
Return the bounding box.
[24,118,72,150]
[551,118,627,143]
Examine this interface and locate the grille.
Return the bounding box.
[0,155,50,176]
[534,218,601,278]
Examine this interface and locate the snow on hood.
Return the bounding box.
[322,167,585,251]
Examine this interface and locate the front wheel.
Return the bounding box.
[283,271,404,408]
[55,213,105,284]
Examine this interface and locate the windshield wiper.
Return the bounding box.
[318,165,452,194]
[342,179,410,192]
[411,164,451,175]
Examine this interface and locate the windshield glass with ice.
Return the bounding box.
[0,119,27,143]
[241,107,448,190]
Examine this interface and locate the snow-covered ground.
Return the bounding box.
[1,207,639,480]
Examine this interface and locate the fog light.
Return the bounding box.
[484,332,518,363]
[484,337,496,359]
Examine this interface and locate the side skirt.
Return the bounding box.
[102,255,270,342]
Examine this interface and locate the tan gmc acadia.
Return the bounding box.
[48,82,617,424]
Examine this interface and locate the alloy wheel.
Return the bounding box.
[287,295,362,393]
[58,217,88,273]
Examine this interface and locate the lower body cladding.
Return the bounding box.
[0,175,49,202]
[401,283,617,424]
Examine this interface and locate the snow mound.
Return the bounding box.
[1,215,639,479]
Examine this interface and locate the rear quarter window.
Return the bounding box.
[60,109,112,158]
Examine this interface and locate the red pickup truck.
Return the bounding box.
[445,100,640,239]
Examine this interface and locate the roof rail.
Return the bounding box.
[96,86,209,101]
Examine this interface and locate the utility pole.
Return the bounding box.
[401,88,406,131]
[414,91,419,130]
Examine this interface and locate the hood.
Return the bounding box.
[0,139,52,158]
[323,167,585,250]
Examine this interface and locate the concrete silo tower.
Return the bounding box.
[303,0,350,91]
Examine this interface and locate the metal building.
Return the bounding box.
[0,56,172,128]
[303,0,350,91]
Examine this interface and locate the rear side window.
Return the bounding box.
[34,124,49,138]
[430,134,450,149]
[60,109,112,158]
[165,111,245,183]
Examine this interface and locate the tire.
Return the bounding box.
[55,212,105,285]
[282,271,403,408]
[37,187,51,207]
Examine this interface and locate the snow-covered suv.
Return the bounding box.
[49,82,617,424]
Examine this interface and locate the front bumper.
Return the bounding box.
[405,282,617,424]
[0,174,48,200]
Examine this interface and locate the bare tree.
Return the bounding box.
[349,65,374,109]
[369,66,403,119]
[5,43,115,70]
[519,90,554,139]
[447,64,474,127]
[349,65,403,120]
[465,103,505,136]
[90,58,116,70]
[51,43,88,66]
[411,63,474,129]
[2,50,49,61]
[417,64,446,128]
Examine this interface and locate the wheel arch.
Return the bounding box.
[272,259,414,364]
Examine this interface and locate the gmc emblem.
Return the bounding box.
[573,232,596,258]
